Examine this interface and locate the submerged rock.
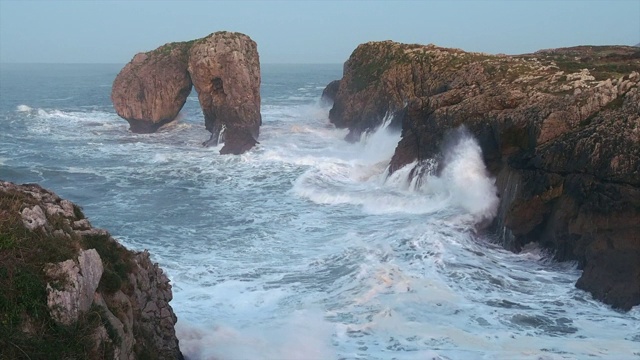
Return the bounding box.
[0,181,183,359]
[189,31,262,154]
[112,31,262,155]
[327,42,640,310]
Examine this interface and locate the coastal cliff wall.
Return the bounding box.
[327,41,640,310]
[0,181,183,359]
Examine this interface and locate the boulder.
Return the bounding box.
[327,42,640,310]
[188,31,262,154]
[111,42,193,133]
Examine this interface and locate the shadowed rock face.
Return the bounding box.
[327,41,640,310]
[321,79,341,106]
[189,32,261,155]
[112,32,261,154]
[111,43,193,133]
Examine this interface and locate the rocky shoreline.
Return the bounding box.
[325,41,640,310]
[0,181,183,359]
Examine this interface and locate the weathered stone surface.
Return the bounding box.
[111,43,193,133]
[327,42,640,310]
[112,31,262,155]
[46,249,104,325]
[21,204,47,230]
[188,31,262,154]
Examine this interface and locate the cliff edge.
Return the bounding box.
[327,41,640,310]
[0,181,183,359]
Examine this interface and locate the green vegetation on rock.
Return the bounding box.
[0,186,135,359]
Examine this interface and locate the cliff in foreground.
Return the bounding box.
[327,41,640,310]
[0,181,182,359]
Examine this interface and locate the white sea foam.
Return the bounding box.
[6,65,640,360]
[419,127,499,224]
[16,104,32,112]
[177,311,335,360]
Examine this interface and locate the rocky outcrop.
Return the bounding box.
[321,79,341,106]
[111,42,193,133]
[0,181,183,359]
[327,42,640,310]
[189,32,261,154]
[112,31,262,154]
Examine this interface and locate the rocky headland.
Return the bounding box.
[326,41,640,310]
[112,31,261,155]
[0,181,183,359]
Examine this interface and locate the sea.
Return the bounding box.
[1,63,638,360]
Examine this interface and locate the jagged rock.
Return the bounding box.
[327,42,640,310]
[189,31,262,154]
[111,43,193,133]
[0,181,183,359]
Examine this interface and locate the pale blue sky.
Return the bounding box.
[0,0,638,64]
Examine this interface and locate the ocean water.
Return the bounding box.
[1,63,639,360]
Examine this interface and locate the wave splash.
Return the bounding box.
[294,120,499,226]
[407,126,499,225]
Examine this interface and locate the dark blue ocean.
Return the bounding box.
[1,63,638,359]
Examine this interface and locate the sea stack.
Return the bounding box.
[189,32,262,155]
[111,42,192,133]
[111,31,261,154]
[326,41,640,310]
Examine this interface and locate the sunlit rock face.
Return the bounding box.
[327,42,640,310]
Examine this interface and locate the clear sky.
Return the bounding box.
[0,0,639,64]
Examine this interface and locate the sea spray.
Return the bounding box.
[427,126,499,224]
[4,64,639,360]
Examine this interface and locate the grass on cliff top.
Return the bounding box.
[0,186,134,359]
[525,46,640,80]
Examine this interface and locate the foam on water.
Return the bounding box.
[16,104,32,112]
[2,64,639,360]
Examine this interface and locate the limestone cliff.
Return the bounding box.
[112,31,262,155]
[0,181,183,359]
[327,41,640,310]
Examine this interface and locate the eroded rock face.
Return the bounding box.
[188,31,262,154]
[328,42,640,310]
[1,181,183,359]
[46,249,103,325]
[112,43,193,133]
[112,32,262,154]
